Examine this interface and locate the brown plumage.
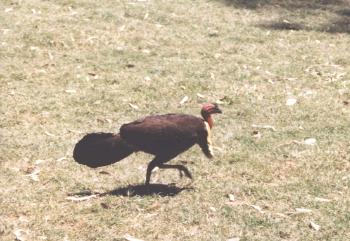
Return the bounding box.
[73,103,222,184]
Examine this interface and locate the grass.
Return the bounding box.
[1,0,350,240]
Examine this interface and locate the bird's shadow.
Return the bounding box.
[105,183,194,197]
[71,183,194,198]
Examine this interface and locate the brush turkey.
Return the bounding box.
[73,103,222,185]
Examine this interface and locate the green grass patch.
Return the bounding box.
[1,0,350,240]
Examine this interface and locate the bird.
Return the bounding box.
[73,103,222,185]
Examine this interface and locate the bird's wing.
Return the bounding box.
[119,114,202,155]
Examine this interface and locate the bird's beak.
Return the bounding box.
[214,107,222,114]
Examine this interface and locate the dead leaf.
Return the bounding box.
[252,130,261,139]
[66,194,98,202]
[30,46,39,51]
[220,96,234,105]
[65,89,76,94]
[100,202,110,209]
[228,194,235,202]
[226,200,245,206]
[119,25,126,31]
[189,226,199,235]
[303,138,316,145]
[295,208,312,214]
[35,159,45,165]
[196,93,205,98]
[251,124,276,131]
[56,157,67,162]
[275,212,290,218]
[25,167,40,182]
[124,234,144,241]
[227,238,240,241]
[116,46,124,52]
[208,30,219,37]
[128,103,139,110]
[213,146,224,152]
[146,202,161,211]
[214,53,221,59]
[44,131,56,137]
[18,216,29,223]
[278,231,290,239]
[14,229,28,241]
[315,197,331,202]
[309,221,321,231]
[299,89,314,97]
[250,204,264,213]
[67,129,83,134]
[126,64,135,68]
[286,98,297,106]
[97,118,109,123]
[99,171,111,175]
[180,96,189,105]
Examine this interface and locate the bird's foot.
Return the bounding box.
[179,169,192,180]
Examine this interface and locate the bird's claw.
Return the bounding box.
[179,170,183,178]
[179,169,192,180]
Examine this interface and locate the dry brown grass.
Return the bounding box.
[1,0,350,240]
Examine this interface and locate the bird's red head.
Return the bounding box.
[201,103,222,128]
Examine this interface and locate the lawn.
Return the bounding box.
[1,0,350,240]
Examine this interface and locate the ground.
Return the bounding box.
[1,0,350,240]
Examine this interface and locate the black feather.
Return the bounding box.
[73,133,134,168]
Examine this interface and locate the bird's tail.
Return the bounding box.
[73,132,134,168]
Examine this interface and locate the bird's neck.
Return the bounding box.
[202,114,213,129]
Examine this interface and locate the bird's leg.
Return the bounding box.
[145,156,163,185]
[158,163,193,180]
[145,157,192,185]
